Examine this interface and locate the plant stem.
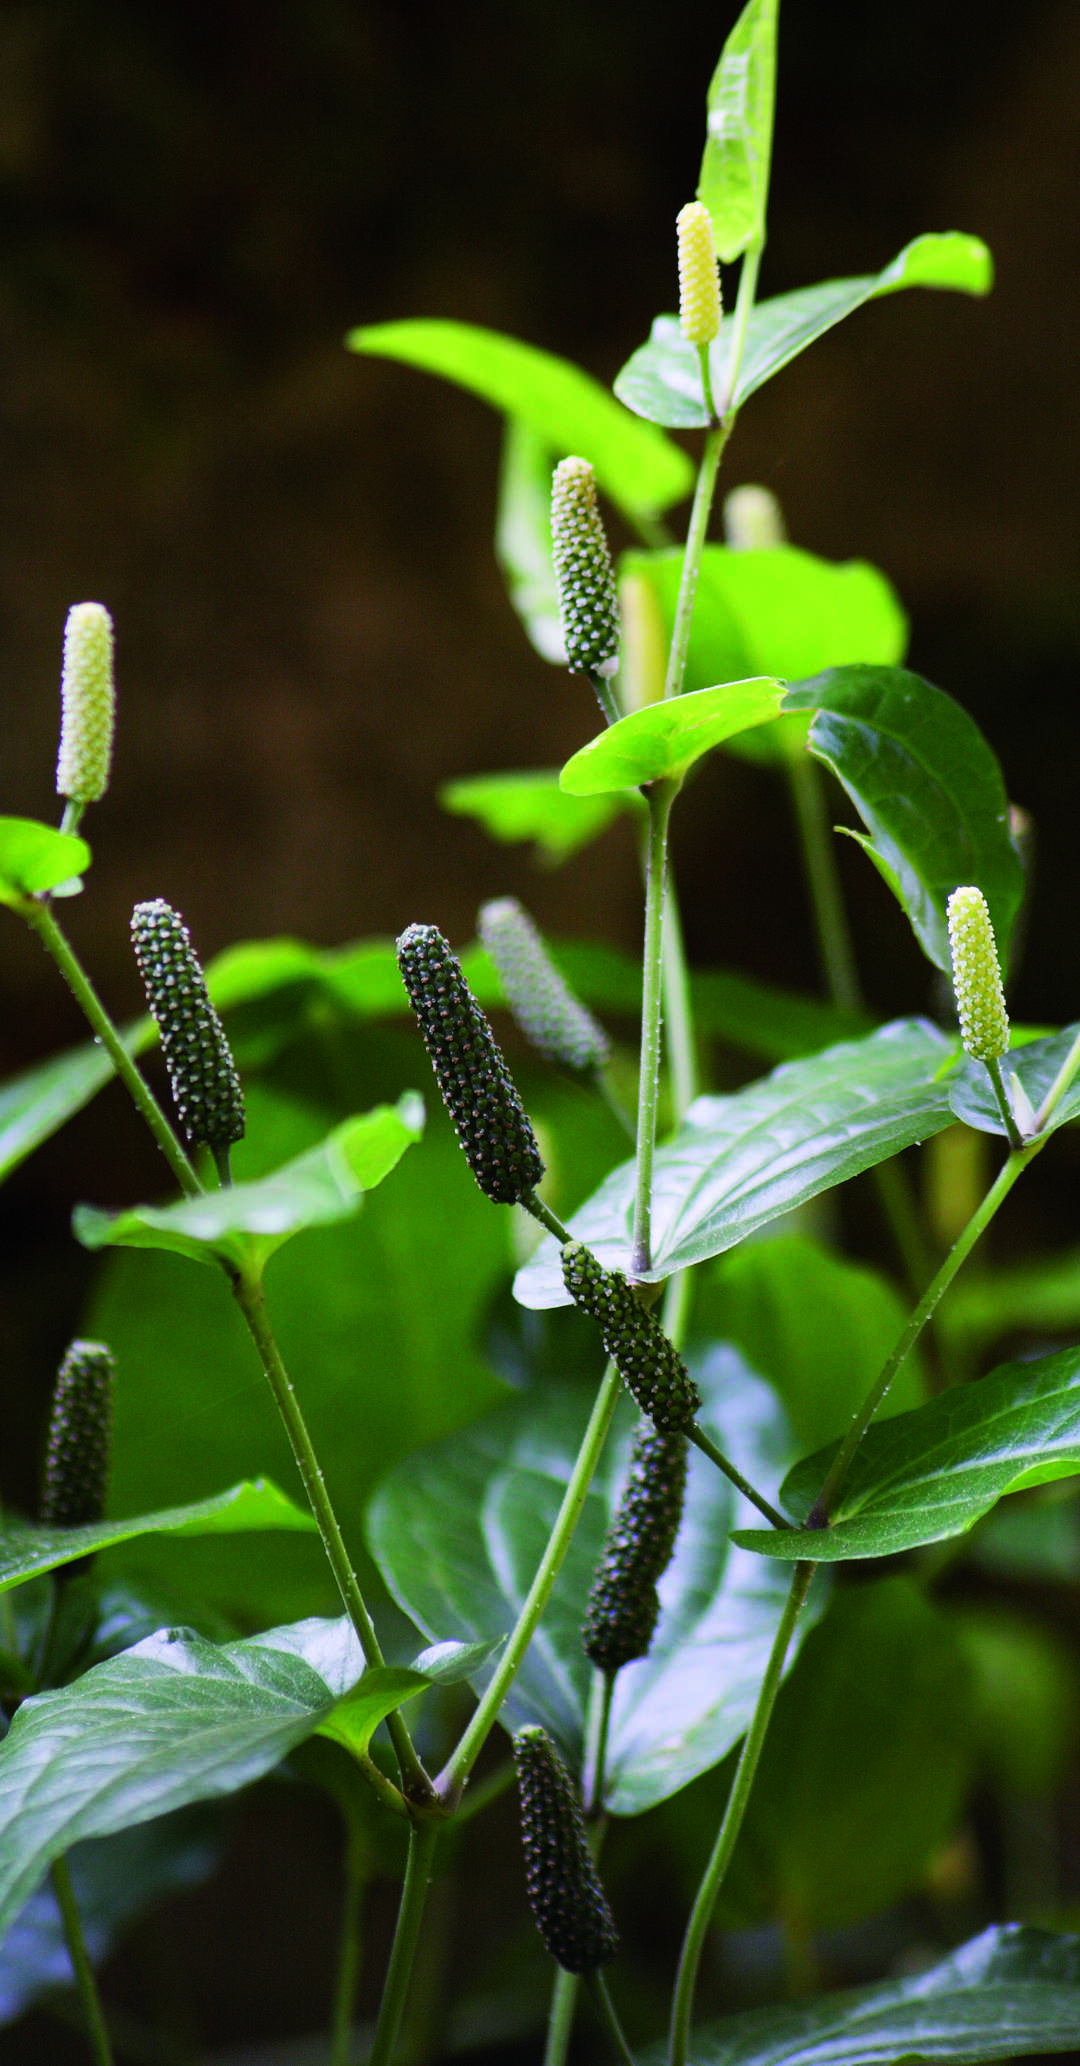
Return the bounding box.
[231,1267,433,1807]
[696,342,718,426]
[545,1968,581,2066]
[1035,1027,1080,1132]
[52,1853,116,2066]
[19,899,201,1198]
[587,1970,637,2066]
[587,667,623,728]
[437,1359,624,1806]
[367,1817,441,2066]
[717,242,762,418]
[785,754,862,1015]
[669,1561,815,2066]
[632,779,679,1277]
[687,1424,791,1531]
[524,1192,574,1245]
[583,1667,616,1819]
[330,1829,367,2066]
[986,1054,1024,1149]
[662,431,727,703]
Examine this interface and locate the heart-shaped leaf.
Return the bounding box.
[698,0,778,262]
[559,679,784,795]
[439,770,637,863]
[346,319,693,519]
[0,1479,315,1595]
[515,1019,957,1306]
[736,1340,1080,1562]
[73,1096,425,1272]
[785,666,1024,973]
[0,818,91,903]
[614,232,993,429]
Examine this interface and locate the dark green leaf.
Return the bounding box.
[737,1340,1080,1561]
[637,1925,1080,2066]
[559,679,784,795]
[698,0,778,261]
[614,233,993,429]
[368,1349,821,1816]
[0,818,91,903]
[439,770,636,864]
[0,1480,316,1595]
[515,1019,956,1305]
[784,665,1024,972]
[346,319,693,519]
[496,418,565,663]
[73,1096,425,1272]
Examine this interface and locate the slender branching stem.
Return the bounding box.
[583,1667,616,1819]
[545,1969,581,2066]
[437,1359,624,1806]
[696,342,718,426]
[1035,1027,1080,1132]
[52,1853,116,2066]
[985,1054,1024,1149]
[587,1970,637,2066]
[330,1829,367,2066]
[19,899,201,1197]
[687,1424,791,1530]
[785,753,863,1016]
[669,1561,815,2066]
[662,430,728,703]
[524,1192,574,1245]
[587,667,623,727]
[718,242,762,419]
[632,779,679,1277]
[367,1817,441,2066]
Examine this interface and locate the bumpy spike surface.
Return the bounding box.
[396,923,544,1205]
[947,886,1009,1063]
[677,200,722,345]
[478,898,610,1073]
[584,1417,687,1674]
[514,1726,618,1973]
[56,602,115,805]
[550,458,619,679]
[561,1243,701,1431]
[131,899,246,1150]
[41,1340,115,1530]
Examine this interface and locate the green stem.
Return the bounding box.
[662,431,727,703]
[632,780,679,1277]
[330,1828,367,2066]
[587,666,623,728]
[52,1853,116,2066]
[1035,1027,1080,1133]
[19,899,201,1198]
[785,754,863,1015]
[583,1668,616,1819]
[806,1137,1042,1528]
[986,1054,1024,1150]
[524,1191,574,1245]
[717,242,762,419]
[669,1561,815,2066]
[545,1970,581,2066]
[367,1818,440,2066]
[587,1970,637,2066]
[437,1359,624,1806]
[696,342,718,426]
[687,1424,791,1531]
[232,1267,433,1807]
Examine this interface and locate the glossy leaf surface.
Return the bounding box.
[785,667,1023,973]
[698,0,778,261]
[737,1341,1080,1561]
[615,233,992,429]
[439,770,635,863]
[0,817,91,902]
[949,1022,1080,1137]
[0,1480,315,1595]
[346,319,693,518]
[559,679,784,795]
[496,417,565,663]
[516,1019,956,1305]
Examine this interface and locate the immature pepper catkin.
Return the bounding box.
[55,602,115,809]
[561,1242,701,1432]
[40,1341,115,1531]
[131,899,246,1153]
[396,923,545,1205]
[550,457,620,679]
[478,897,610,1074]
[947,886,1009,1062]
[677,200,722,346]
[583,1417,688,1675]
[513,1726,619,1973]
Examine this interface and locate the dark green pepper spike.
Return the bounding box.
[131,899,245,1152]
[561,1242,701,1432]
[513,1725,618,1973]
[478,897,610,1073]
[583,1417,688,1674]
[41,1340,115,1531]
[396,923,544,1205]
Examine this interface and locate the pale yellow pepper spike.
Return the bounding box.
[677,200,722,346]
[947,886,1009,1063]
[56,602,115,808]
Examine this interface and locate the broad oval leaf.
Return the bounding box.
[515,1019,957,1306]
[638,1925,1080,2066]
[0,1479,316,1595]
[0,1615,437,1943]
[736,1340,1080,1562]
[73,1096,425,1272]
[785,665,1024,973]
[698,0,778,262]
[368,1348,821,1817]
[0,818,91,903]
[614,233,993,429]
[346,319,693,519]
[439,770,637,864]
[559,679,784,796]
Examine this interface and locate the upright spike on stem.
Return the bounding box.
[478,897,610,1074]
[583,1417,687,1675]
[550,458,620,685]
[56,603,115,828]
[131,900,245,1163]
[40,1341,114,1532]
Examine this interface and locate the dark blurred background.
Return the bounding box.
[2,0,1080,2056]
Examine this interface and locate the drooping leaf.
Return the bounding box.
[637,1925,1080,2066]
[0,1480,315,1595]
[368,1347,821,1817]
[496,418,565,663]
[949,1022,1080,1138]
[614,232,993,429]
[438,770,637,864]
[697,0,778,261]
[784,666,1023,974]
[346,319,693,519]
[736,1340,1080,1561]
[0,818,91,903]
[73,1096,425,1272]
[515,1019,957,1306]
[559,679,784,795]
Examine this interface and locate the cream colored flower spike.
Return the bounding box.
[677,200,722,345]
[947,886,1009,1062]
[56,602,115,806]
